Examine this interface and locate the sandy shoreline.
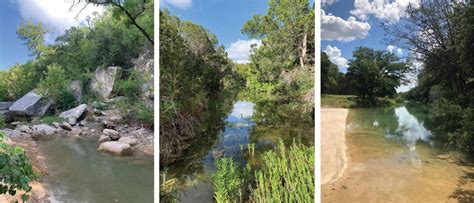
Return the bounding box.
[321,108,348,185]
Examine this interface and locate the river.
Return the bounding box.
[323,103,474,202]
[163,100,314,202]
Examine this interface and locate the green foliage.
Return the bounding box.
[251,140,314,202]
[115,71,144,99]
[17,21,50,57]
[0,132,37,201]
[211,157,250,203]
[137,102,154,128]
[36,64,76,111]
[321,52,341,94]
[346,47,409,102]
[0,116,5,128]
[0,64,35,101]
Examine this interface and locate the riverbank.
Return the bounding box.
[321,108,348,185]
[322,94,403,108]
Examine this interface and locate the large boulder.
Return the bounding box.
[98,141,132,156]
[8,91,52,117]
[133,43,154,99]
[90,66,122,99]
[68,80,83,102]
[32,124,56,137]
[59,104,87,125]
[0,129,22,138]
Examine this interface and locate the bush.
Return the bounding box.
[55,89,77,111]
[0,64,35,101]
[430,98,464,147]
[36,64,73,112]
[251,140,314,202]
[0,116,5,128]
[115,76,143,99]
[211,157,250,203]
[137,102,154,128]
[0,132,37,201]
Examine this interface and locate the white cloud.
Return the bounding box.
[14,0,105,34]
[323,45,348,70]
[321,10,371,42]
[387,45,402,55]
[227,39,262,64]
[163,0,192,9]
[350,0,420,23]
[322,0,337,6]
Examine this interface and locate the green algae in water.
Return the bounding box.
[37,137,154,202]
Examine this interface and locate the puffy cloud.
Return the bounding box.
[321,10,371,42]
[162,0,192,9]
[350,0,420,23]
[322,0,337,6]
[14,0,104,33]
[387,45,402,55]
[323,45,348,70]
[226,39,262,64]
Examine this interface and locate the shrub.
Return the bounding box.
[115,71,143,99]
[0,116,5,128]
[430,98,464,146]
[0,132,37,201]
[55,89,77,111]
[251,140,314,202]
[211,157,250,203]
[137,102,154,127]
[0,64,35,101]
[37,64,74,111]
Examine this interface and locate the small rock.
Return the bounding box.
[17,125,32,133]
[79,120,88,126]
[118,137,138,146]
[52,122,61,129]
[103,120,116,129]
[98,141,132,156]
[103,129,120,140]
[437,155,451,160]
[99,135,112,143]
[60,122,73,131]
[70,127,82,136]
[0,129,22,138]
[32,124,56,137]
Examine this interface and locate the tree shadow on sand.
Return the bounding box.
[450,159,474,203]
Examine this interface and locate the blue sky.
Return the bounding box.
[0,0,104,70]
[321,0,420,91]
[160,0,269,64]
[0,1,30,70]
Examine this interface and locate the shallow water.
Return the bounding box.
[165,100,313,202]
[37,137,154,203]
[323,104,474,202]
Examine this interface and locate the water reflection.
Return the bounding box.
[393,106,432,148]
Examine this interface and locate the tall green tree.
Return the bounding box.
[346,47,409,101]
[321,52,340,94]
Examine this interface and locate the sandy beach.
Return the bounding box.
[321,108,349,185]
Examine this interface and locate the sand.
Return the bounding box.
[321,108,349,185]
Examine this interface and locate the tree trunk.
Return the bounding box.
[300,31,307,68]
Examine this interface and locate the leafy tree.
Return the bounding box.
[346,47,409,102]
[321,52,340,94]
[0,132,37,202]
[0,64,35,101]
[17,21,50,58]
[37,64,76,111]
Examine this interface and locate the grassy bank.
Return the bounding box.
[322,94,404,108]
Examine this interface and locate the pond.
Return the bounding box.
[164,100,313,202]
[323,103,474,202]
[37,137,154,203]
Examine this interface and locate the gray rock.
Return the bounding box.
[8,91,52,117]
[98,141,132,156]
[59,104,87,125]
[32,124,56,137]
[118,137,138,146]
[0,129,22,138]
[0,102,13,110]
[69,80,83,102]
[90,66,121,99]
[134,43,154,99]
[52,122,61,129]
[17,125,32,133]
[60,122,73,131]
[98,135,112,143]
[103,129,120,140]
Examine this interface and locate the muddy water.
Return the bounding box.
[322,103,474,203]
[37,137,154,202]
[164,100,313,203]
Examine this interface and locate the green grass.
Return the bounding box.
[0,115,5,128]
[321,94,404,108]
[251,140,314,203]
[321,94,358,108]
